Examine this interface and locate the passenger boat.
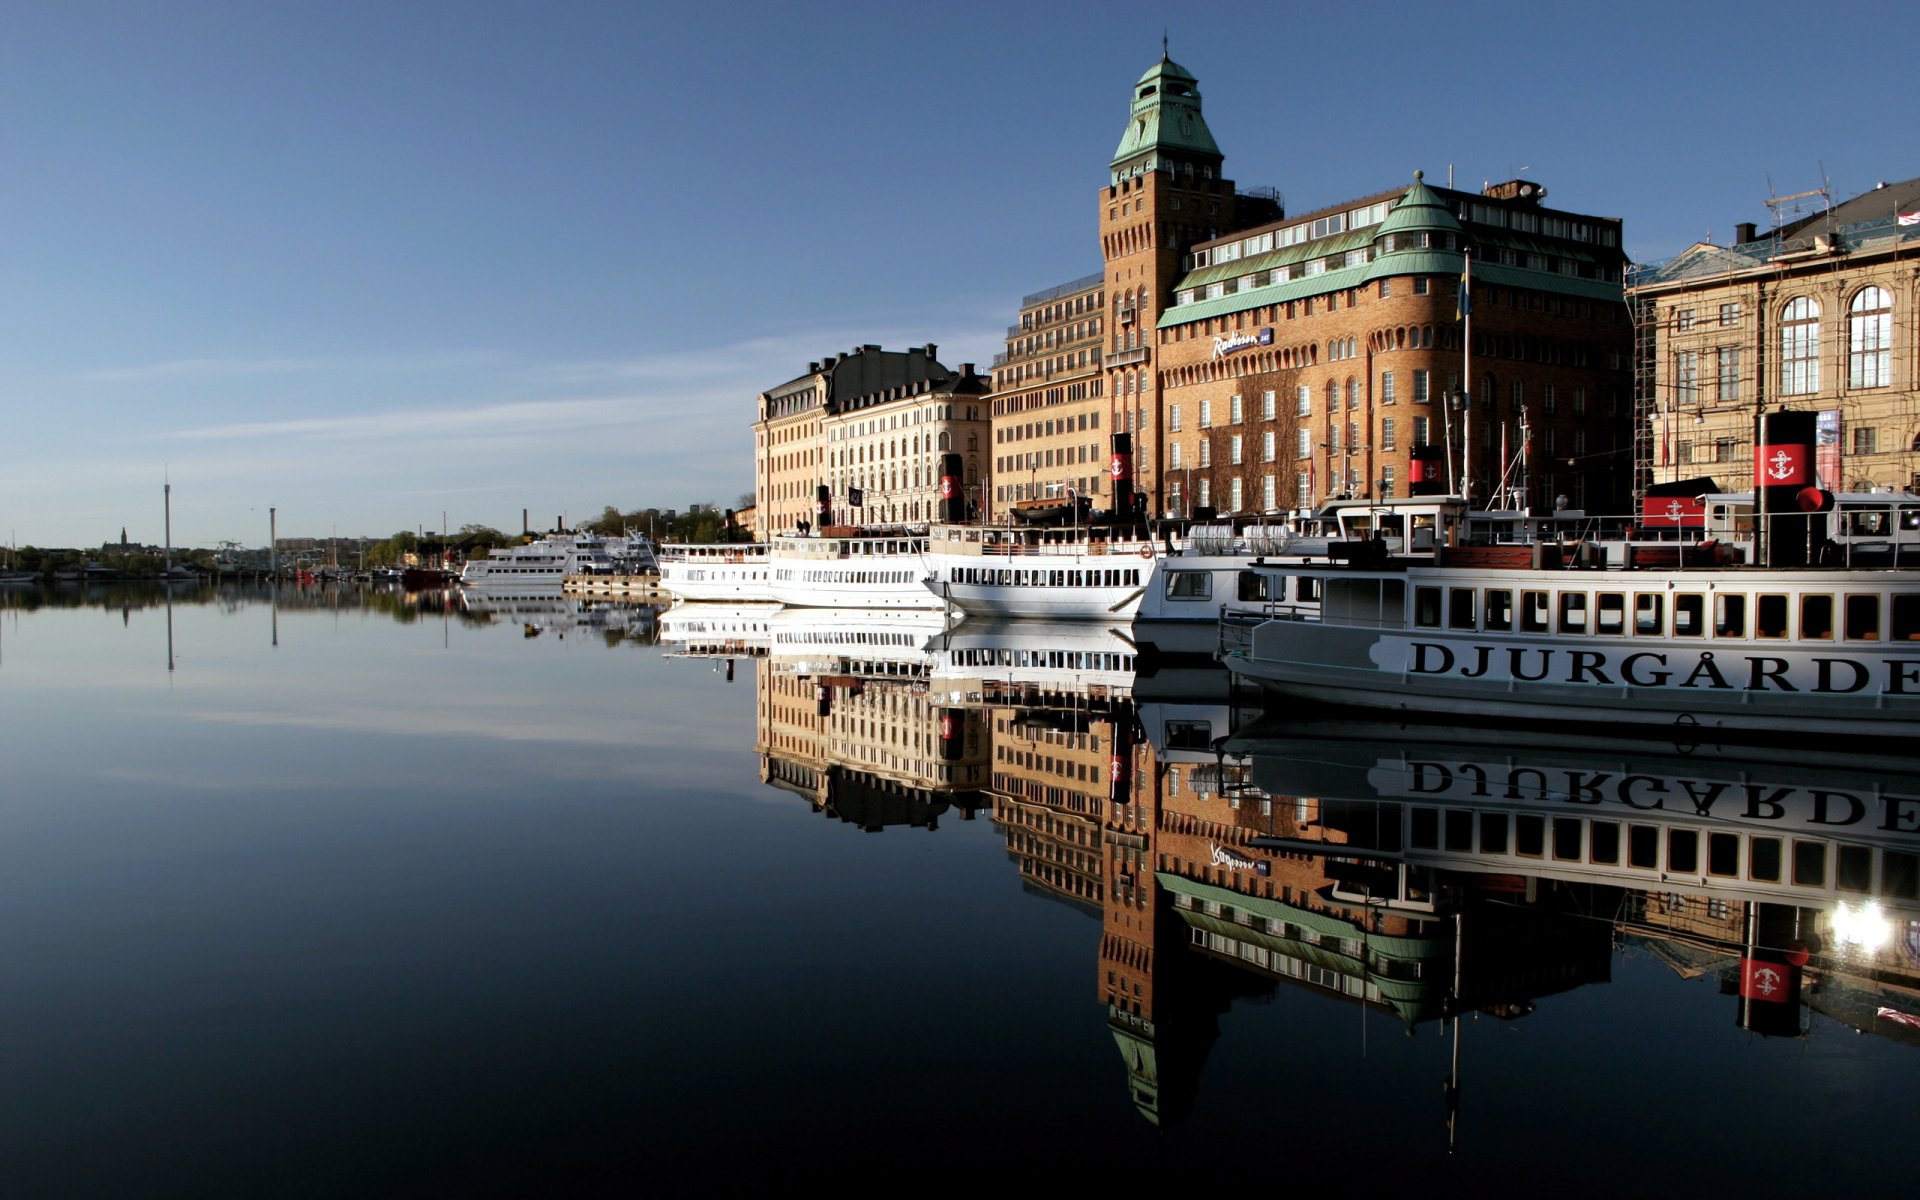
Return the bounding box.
[765,606,953,681]
[656,541,773,603]
[460,531,647,589]
[925,617,1138,706]
[1219,433,1920,742]
[923,518,1160,619]
[765,525,939,610]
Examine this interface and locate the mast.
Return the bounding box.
[1461,251,1472,505]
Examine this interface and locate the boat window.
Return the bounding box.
[1884,851,1919,900]
[1514,815,1545,858]
[1634,593,1663,635]
[1166,571,1212,600]
[1479,812,1509,853]
[1673,594,1704,637]
[1707,833,1739,877]
[1557,592,1589,634]
[1713,594,1746,638]
[1667,829,1699,874]
[1520,591,1550,633]
[1846,507,1892,537]
[1793,841,1827,887]
[1903,507,1920,532]
[1552,818,1583,861]
[1749,837,1783,882]
[1484,589,1514,631]
[1237,572,1271,602]
[1444,810,1473,852]
[1415,586,1443,628]
[1800,594,1834,640]
[1410,807,1439,849]
[1447,588,1476,630]
[1837,845,1873,892]
[1894,593,1920,640]
[1295,577,1320,603]
[1590,821,1620,864]
[1627,825,1659,869]
[1595,593,1626,635]
[1845,593,1880,640]
[1755,593,1789,638]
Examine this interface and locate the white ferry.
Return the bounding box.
[923,516,1159,620]
[925,617,1138,705]
[656,541,773,603]
[1219,491,1920,742]
[766,606,953,681]
[766,526,940,610]
[459,531,647,589]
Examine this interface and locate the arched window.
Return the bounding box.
[1849,287,1892,388]
[1346,378,1360,410]
[937,432,950,451]
[1325,380,1338,411]
[1780,297,1820,395]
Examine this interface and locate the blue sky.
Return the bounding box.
[5,0,1916,548]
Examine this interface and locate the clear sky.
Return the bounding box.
[6,0,1916,548]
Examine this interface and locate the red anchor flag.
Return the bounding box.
[1755,443,1809,487]
[1739,957,1792,1003]
[1639,495,1704,527]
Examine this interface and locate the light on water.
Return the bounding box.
[2,583,1917,1193]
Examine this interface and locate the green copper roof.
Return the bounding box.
[1376,171,1463,241]
[1111,55,1221,179]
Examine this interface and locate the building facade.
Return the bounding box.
[1155,174,1634,518]
[1631,177,1920,498]
[989,273,1108,517]
[754,344,989,534]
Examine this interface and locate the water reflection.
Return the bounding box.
[652,601,1920,1144]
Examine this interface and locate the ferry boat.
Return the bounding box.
[656,541,773,603]
[765,606,952,681]
[657,601,779,658]
[1219,458,1920,742]
[923,517,1160,619]
[459,531,647,589]
[765,525,939,610]
[926,617,1139,706]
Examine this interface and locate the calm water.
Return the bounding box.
[2,583,1916,1194]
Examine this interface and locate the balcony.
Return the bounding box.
[1107,346,1150,368]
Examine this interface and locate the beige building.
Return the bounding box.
[989,273,1108,516]
[1631,177,1920,498]
[754,344,989,533]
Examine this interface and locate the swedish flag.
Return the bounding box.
[1455,271,1471,322]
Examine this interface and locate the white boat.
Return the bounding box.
[766,526,940,610]
[923,520,1158,619]
[1219,489,1920,743]
[656,541,773,603]
[459,531,640,589]
[765,606,953,680]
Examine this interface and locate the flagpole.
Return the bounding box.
[1461,251,1472,506]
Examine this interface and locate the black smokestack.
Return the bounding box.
[938,453,966,524]
[1110,433,1134,516]
[815,485,832,530]
[1758,410,1817,567]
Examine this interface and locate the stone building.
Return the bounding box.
[1630,177,1920,497]
[989,273,1108,516]
[753,344,989,534]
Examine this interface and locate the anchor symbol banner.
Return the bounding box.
[1756,444,1809,486]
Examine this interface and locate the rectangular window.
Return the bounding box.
[1413,369,1429,404]
[1673,350,1697,405]
[1230,394,1243,424]
[1413,416,1430,445]
[1169,443,1183,469]
[1229,477,1243,512]
[1719,302,1741,326]
[1380,371,1397,404]
[1413,277,1430,295]
[1230,434,1243,465]
[1261,390,1276,420]
[1262,474,1276,510]
[1198,440,1211,468]
[1380,465,1395,497]
[1296,385,1311,416]
[1381,417,1397,451]
[1169,404,1182,432]
[1674,308,1695,331]
[1853,426,1879,455]
[1200,399,1212,428]
[1262,430,1275,461]
[1715,347,1740,402]
[1297,429,1312,458]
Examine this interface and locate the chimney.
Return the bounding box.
[924,343,938,362]
[809,361,820,373]
[1734,222,1757,245]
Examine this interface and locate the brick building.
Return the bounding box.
[1156,173,1634,516]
